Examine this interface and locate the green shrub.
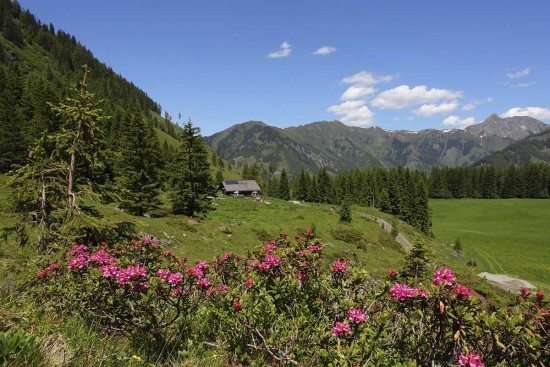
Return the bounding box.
[330,227,364,244]
[34,233,548,366]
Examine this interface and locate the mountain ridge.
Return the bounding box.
[206,115,548,174]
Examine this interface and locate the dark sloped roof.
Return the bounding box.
[221,180,261,192]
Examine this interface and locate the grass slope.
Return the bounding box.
[430,199,550,290]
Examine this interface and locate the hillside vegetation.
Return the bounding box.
[474,129,550,167]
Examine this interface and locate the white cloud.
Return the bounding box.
[342,71,394,86]
[340,86,375,101]
[327,100,375,127]
[442,116,477,129]
[462,97,494,110]
[267,41,291,58]
[371,85,463,109]
[313,46,336,55]
[501,107,550,121]
[507,67,531,79]
[511,81,536,88]
[413,101,459,117]
[327,71,395,126]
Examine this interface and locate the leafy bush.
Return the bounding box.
[330,227,364,244]
[35,232,549,365]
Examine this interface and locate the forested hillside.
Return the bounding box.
[473,129,550,167]
[0,0,171,171]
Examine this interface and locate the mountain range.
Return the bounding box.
[205,114,549,174]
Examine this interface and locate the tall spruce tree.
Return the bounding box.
[294,169,309,201]
[278,169,290,200]
[48,65,108,210]
[170,119,214,216]
[402,240,431,281]
[215,169,224,187]
[339,199,352,223]
[116,108,162,216]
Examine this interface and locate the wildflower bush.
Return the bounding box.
[35,232,548,366]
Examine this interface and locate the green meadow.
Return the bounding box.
[430,199,550,290]
[1,173,493,292]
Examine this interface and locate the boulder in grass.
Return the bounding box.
[478,272,536,293]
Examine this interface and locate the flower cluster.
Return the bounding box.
[232,298,242,312]
[220,252,233,262]
[187,261,209,278]
[346,308,368,324]
[330,259,347,273]
[244,278,254,289]
[458,351,485,367]
[390,282,428,302]
[67,244,87,257]
[67,244,89,270]
[453,284,472,298]
[37,263,60,279]
[306,244,322,253]
[217,283,229,294]
[295,271,308,281]
[100,265,119,279]
[252,254,281,271]
[89,249,116,266]
[115,265,148,291]
[197,277,212,289]
[433,267,456,286]
[332,321,353,337]
[157,269,183,287]
[142,234,161,247]
[261,240,277,253]
[520,287,531,297]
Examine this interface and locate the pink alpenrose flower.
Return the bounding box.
[458,351,485,367]
[332,321,353,337]
[433,267,456,286]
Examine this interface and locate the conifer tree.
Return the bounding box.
[294,169,309,201]
[307,175,319,202]
[215,169,224,187]
[266,176,279,197]
[116,108,162,216]
[339,199,352,223]
[3,14,23,46]
[401,240,430,281]
[413,175,431,233]
[278,169,290,200]
[48,65,108,210]
[170,119,214,216]
[317,167,332,203]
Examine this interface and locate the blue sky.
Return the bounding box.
[20,0,550,135]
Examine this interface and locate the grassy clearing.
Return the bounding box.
[430,199,550,290]
[96,196,405,276]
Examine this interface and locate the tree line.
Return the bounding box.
[429,164,550,199]
[262,167,431,233]
[4,65,214,250]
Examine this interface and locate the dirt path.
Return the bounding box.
[360,213,412,251]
